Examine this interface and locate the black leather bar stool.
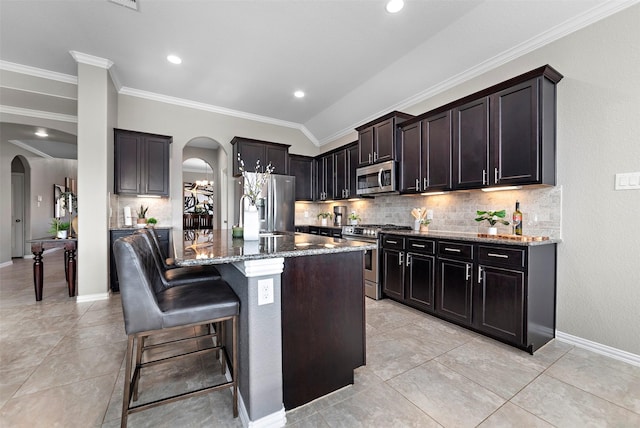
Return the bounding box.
[114,234,239,428]
[135,229,222,290]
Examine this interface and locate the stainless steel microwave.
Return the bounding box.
[356,160,397,195]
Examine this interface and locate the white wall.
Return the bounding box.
[321,5,640,355]
[116,95,319,232]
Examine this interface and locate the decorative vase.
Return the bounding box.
[136,218,147,229]
[350,219,358,225]
[321,218,328,226]
[56,230,68,239]
[487,226,498,235]
[243,205,260,241]
[413,220,420,231]
[420,224,429,233]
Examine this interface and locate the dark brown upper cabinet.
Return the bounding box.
[400,111,452,193]
[316,153,334,201]
[114,128,171,197]
[333,142,359,200]
[356,111,413,166]
[452,97,490,189]
[231,136,290,177]
[288,154,315,201]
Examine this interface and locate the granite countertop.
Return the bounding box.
[109,226,172,231]
[173,229,376,266]
[380,229,561,247]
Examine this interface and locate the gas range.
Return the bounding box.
[342,224,412,241]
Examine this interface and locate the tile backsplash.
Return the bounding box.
[110,195,173,228]
[295,186,562,239]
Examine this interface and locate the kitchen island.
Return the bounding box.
[173,230,375,428]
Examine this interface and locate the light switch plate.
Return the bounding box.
[615,172,640,190]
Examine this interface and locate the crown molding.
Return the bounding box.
[0,105,78,123]
[0,60,77,85]
[119,86,320,145]
[69,51,114,69]
[317,0,639,146]
[8,139,53,159]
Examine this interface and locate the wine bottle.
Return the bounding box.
[512,201,523,236]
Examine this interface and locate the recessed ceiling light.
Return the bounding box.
[167,55,182,65]
[386,0,404,13]
[294,90,305,98]
[35,130,48,137]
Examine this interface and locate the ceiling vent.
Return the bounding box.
[108,0,139,11]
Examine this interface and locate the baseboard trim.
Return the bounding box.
[0,260,13,269]
[76,292,110,303]
[238,391,286,428]
[556,330,640,367]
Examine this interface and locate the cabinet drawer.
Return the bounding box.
[438,241,473,260]
[155,228,170,242]
[407,238,434,254]
[478,246,525,268]
[382,235,405,250]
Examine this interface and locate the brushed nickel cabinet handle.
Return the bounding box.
[488,253,508,258]
[444,248,461,253]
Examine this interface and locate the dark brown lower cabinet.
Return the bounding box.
[281,251,365,410]
[406,252,436,313]
[381,236,436,313]
[381,248,404,300]
[380,233,557,354]
[437,257,473,325]
[474,265,524,344]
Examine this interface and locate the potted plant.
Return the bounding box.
[146,217,158,228]
[136,205,149,228]
[348,212,361,225]
[420,219,431,232]
[317,212,332,226]
[474,210,509,235]
[49,218,71,239]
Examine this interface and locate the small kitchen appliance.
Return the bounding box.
[333,205,347,226]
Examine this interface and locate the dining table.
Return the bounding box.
[28,237,77,301]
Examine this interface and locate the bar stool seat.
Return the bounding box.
[114,234,239,428]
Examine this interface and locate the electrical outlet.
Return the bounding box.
[258,279,274,306]
[426,209,434,220]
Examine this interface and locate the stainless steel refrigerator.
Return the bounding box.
[235,173,295,233]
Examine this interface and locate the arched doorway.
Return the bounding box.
[11,156,29,258]
[182,137,229,230]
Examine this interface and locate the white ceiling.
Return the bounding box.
[0,0,635,157]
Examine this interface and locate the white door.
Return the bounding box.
[11,173,25,257]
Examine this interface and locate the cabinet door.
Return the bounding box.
[114,132,142,194]
[347,144,359,199]
[235,140,265,174]
[289,155,314,201]
[266,144,289,175]
[491,78,539,185]
[475,265,524,345]
[423,111,452,191]
[400,122,421,192]
[406,252,435,312]
[437,258,473,325]
[324,154,335,201]
[358,127,374,165]
[143,136,170,196]
[382,249,404,300]
[334,149,347,199]
[452,98,489,189]
[374,118,394,162]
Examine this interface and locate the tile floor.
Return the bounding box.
[1,249,639,427]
